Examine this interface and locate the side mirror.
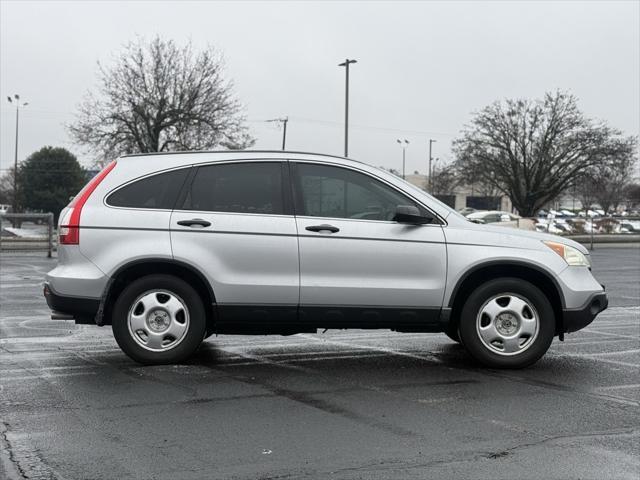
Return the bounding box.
[393,205,433,225]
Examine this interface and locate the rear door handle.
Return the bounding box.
[177,218,211,228]
[305,224,339,233]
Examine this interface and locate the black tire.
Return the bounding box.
[458,277,555,369]
[112,274,207,365]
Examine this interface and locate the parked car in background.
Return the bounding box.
[466,210,521,225]
[578,209,604,218]
[538,209,577,219]
[559,210,577,217]
[45,151,607,369]
[620,220,640,233]
[0,204,10,216]
[458,207,476,216]
[535,219,573,235]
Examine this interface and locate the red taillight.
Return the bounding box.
[59,160,117,245]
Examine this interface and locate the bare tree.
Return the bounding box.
[452,91,635,216]
[577,145,637,213]
[454,160,501,197]
[69,36,254,159]
[431,164,460,195]
[576,176,598,213]
[626,183,640,210]
[0,167,16,208]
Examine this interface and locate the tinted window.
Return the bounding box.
[296,163,423,221]
[107,168,189,209]
[184,162,284,214]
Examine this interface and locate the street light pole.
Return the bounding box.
[396,139,409,179]
[338,59,357,157]
[6,94,28,213]
[428,139,436,193]
[281,117,288,150]
[266,117,289,150]
[402,147,406,180]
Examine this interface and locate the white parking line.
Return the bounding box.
[550,353,639,368]
[0,282,45,289]
[597,384,640,391]
[592,321,640,326]
[579,348,640,357]
[560,338,638,346]
[0,364,100,374]
[299,334,445,365]
[0,371,98,382]
[218,352,391,367]
[582,329,640,340]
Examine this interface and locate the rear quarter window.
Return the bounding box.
[106,168,190,209]
[181,162,284,214]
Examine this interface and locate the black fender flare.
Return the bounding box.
[95,258,216,326]
[447,259,566,309]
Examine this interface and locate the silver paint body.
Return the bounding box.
[46,152,604,313]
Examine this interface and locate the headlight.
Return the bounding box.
[543,241,590,266]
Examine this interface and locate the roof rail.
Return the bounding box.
[120,149,351,162]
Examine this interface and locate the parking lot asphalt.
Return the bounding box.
[1,247,639,480]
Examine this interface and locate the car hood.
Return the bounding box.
[448,219,589,254]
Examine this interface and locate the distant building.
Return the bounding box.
[403,174,512,213]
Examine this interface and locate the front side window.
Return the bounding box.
[296,163,424,221]
[107,168,189,209]
[183,162,284,214]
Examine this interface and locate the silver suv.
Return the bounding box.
[44,151,607,368]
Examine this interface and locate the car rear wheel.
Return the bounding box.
[112,274,206,364]
[458,278,555,368]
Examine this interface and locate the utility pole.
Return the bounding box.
[6,94,28,213]
[266,117,289,150]
[281,117,288,150]
[428,139,436,193]
[396,139,409,179]
[338,59,357,157]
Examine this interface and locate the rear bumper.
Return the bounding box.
[44,282,99,324]
[562,291,608,333]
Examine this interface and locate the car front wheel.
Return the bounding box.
[112,274,206,365]
[458,278,555,368]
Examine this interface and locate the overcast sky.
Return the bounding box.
[1,0,638,175]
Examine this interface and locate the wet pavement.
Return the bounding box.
[1,247,639,479]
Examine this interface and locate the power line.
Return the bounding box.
[1,107,457,137]
[285,116,457,137]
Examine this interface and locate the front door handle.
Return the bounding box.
[177,218,211,228]
[305,224,340,233]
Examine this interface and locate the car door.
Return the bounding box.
[170,161,299,325]
[292,161,447,328]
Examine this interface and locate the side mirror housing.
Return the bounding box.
[393,205,434,225]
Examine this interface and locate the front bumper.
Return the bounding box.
[44,282,100,324]
[562,291,608,333]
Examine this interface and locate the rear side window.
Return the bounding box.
[107,168,189,209]
[182,162,284,215]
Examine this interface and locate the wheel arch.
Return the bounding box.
[99,258,216,333]
[446,261,566,335]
